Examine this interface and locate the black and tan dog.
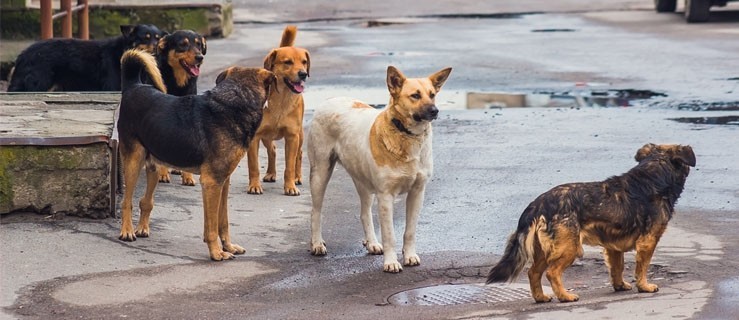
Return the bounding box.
[247,25,309,196]
[117,49,275,260]
[152,30,207,186]
[487,144,695,302]
[8,24,164,92]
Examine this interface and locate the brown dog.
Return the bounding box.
[117,49,275,260]
[487,144,695,302]
[247,25,309,196]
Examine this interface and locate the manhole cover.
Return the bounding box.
[388,283,540,306]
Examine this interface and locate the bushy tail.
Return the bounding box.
[120,49,166,93]
[486,227,532,284]
[279,25,297,47]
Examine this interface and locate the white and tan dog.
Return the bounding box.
[307,66,452,273]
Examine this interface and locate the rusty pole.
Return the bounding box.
[61,0,73,38]
[78,0,89,40]
[40,0,53,39]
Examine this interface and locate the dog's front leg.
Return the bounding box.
[634,231,664,293]
[378,193,401,273]
[201,178,233,261]
[283,134,301,196]
[402,187,425,267]
[604,249,632,291]
[218,177,245,255]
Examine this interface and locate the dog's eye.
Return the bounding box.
[429,92,436,99]
[284,60,294,65]
[410,93,421,100]
[155,34,161,39]
[302,60,308,65]
[145,34,151,39]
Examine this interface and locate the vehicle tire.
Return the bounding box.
[685,0,711,22]
[655,0,677,12]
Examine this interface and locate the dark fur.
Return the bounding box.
[117,49,276,260]
[8,24,164,92]
[156,30,207,96]
[487,144,695,303]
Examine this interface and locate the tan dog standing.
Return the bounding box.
[308,66,452,272]
[247,25,309,196]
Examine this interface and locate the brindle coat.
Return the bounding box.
[487,144,695,302]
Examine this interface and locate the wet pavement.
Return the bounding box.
[2,0,739,319]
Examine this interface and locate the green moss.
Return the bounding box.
[0,148,16,212]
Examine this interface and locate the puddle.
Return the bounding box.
[669,116,739,125]
[387,283,535,306]
[531,28,576,32]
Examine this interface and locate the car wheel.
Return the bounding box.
[655,0,677,12]
[685,0,711,22]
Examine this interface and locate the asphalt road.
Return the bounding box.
[2,1,738,319]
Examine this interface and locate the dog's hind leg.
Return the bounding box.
[544,225,581,302]
[528,239,553,303]
[308,154,336,256]
[218,177,245,255]
[294,129,304,186]
[247,138,264,194]
[262,139,277,183]
[200,173,233,261]
[378,193,402,273]
[135,162,160,238]
[283,134,301,196]
[401,186,425,267]
[119,143,146,241]
[604,249,632,291]
[354,181,381,255]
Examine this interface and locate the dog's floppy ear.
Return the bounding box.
[305,51,311,77]
[200,36,207,55]
[216,67,235,85]
[120,25,135,37]
[635,143,658,162]
[260,69,279,98]
[386,66,406,97]
[264,50,278,71]
[157,35,169,55]
[428,67,452,92]
[672,145,696,167]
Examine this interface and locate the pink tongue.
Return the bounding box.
[188,65,200,77]
[292,81,304,93]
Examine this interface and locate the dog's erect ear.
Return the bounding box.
[635,143,658,162]
[216,67,234,85]
[120,25,135,37]
[157,36,168,55]
[428,67,452,93]
[386,66,406,97]
[672,145,696,167]
[200,36,207,55]
[263,50,278,71]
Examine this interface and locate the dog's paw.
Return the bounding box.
[223,242,246,255]
[170,169,182,175]
[556,292,579,303]
[533,294,553,303]
[295,177,302,185]
[134,225,150,238]
[311,241,327,256]
[637,283,659,293]
[247,184,264,195]
[284,186,300,196]
[181,174,196,186]
[403,254,421,266]
[119,230,137,242]
[383,261,403,273]
[158,173,171,183]
[262,173,276,183]
[613,281,632,291]
[210,251,236,261]
[363,241,383,255]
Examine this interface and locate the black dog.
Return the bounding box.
[151,30,208,185]
[117,49,276,260]
[8,24,164,92]
[487,144,695,303]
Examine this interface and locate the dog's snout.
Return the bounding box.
[427,105,439,118]
[298,70,308,81]
[195,54,204,63]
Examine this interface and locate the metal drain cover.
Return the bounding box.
[388,283,538,306]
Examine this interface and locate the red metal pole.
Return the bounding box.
[61,0,73,38]
[40,0,53,39]
[78,0,89,40]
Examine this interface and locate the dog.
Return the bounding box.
[308,66,452,273]
[486,143,695,302]
[152,30,208,186]
[246,25,309,196]
[8,24,164,92]
[116,49,275,260]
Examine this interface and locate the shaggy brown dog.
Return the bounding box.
[116,49,275,260]
[247,25,310,196]
[487,144,695,302]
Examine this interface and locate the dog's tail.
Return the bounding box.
[120,49,167,93]
[486,208,541,284]
[279,25,297,47]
